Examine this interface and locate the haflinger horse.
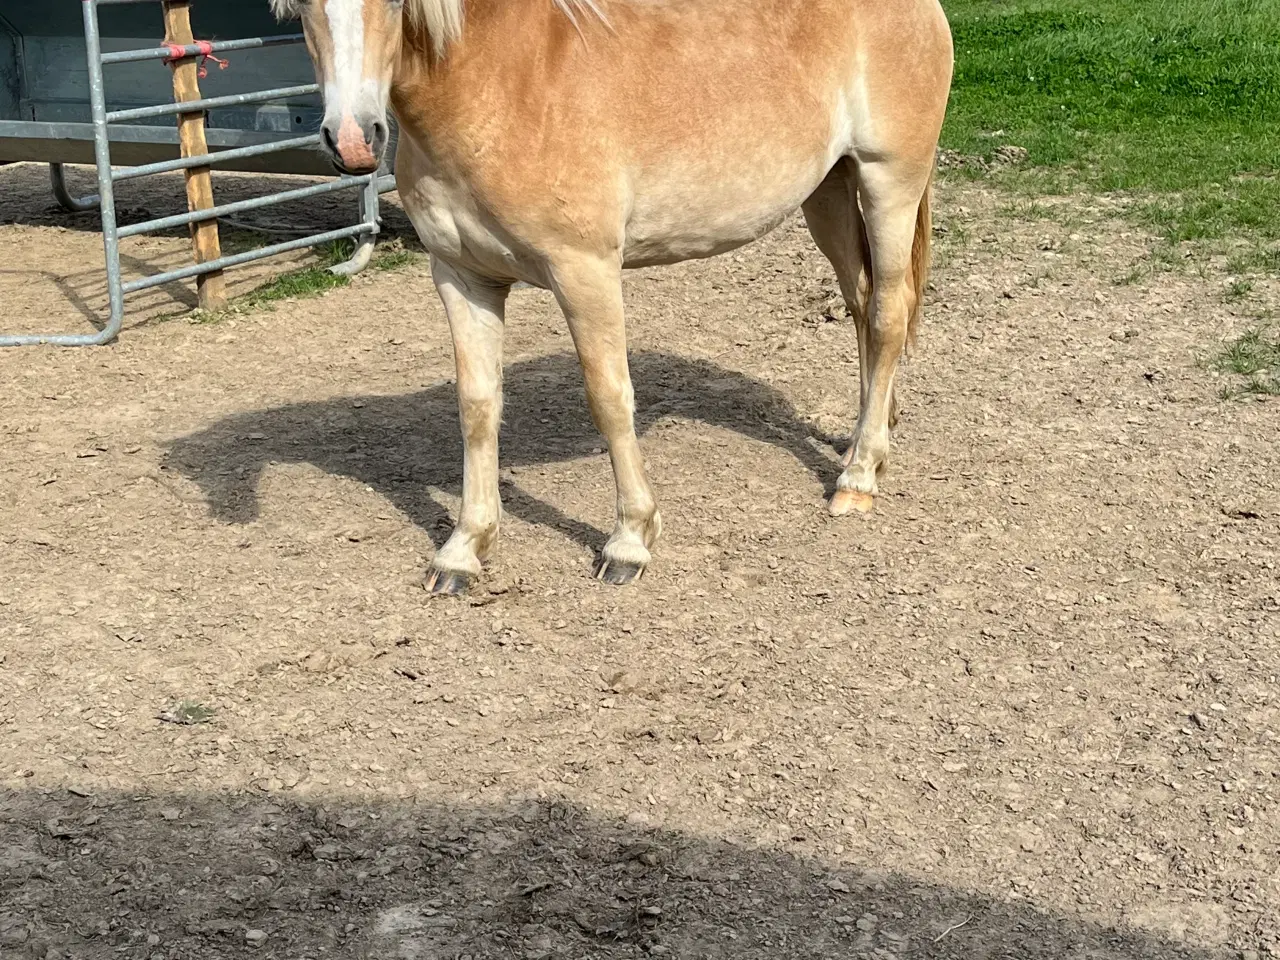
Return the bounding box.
[271,0,954,594]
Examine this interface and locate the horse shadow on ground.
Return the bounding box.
[0,786,1222,959]
[165,351,844,552]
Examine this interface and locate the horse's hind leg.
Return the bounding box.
[828,155,933,516]
[802,159,879,426]
[426,257,511,595]
[552,253,661,585]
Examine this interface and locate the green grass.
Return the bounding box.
[170,237,423,325]
[236,257,350,310]
[942,0,1280,250]
[1211,325,1280,396]
[371,247,418,271]
[1227,248,1280,275]
[232,239,422,312]
[1224,278,1254,302]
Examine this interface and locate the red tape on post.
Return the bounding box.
[162,40,230,79]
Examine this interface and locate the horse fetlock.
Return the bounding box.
[601,504,660,570]
[431,527,491,578]
[615,499,661,542]
[638,508,663,549]
[426,527,486,595]
[829,444,884,516]
[838,463,879,496]
[470,518,501,561]
[841,421,890,469]
[602,526,654,568]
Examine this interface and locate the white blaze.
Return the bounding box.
[324,0,367,116]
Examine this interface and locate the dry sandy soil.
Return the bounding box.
[1,161,1278,960]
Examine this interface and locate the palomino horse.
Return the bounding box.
[272,0,954,594]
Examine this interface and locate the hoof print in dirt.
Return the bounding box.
[424,569,472,596]
[593,558,645,586]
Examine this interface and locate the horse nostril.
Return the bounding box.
[320,123,339,156]
[370,120,389,152]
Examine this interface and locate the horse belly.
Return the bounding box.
[621,164,825,268]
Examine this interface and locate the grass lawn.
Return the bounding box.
[940,0,1280,396]
[1210,325,1280,396]
[940,0,1280,251]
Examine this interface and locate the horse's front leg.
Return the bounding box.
[426,257,511,595]
[552,254,661,584]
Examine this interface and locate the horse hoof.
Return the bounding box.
[828,489,874,516]
[594,557,645,586]
[425,568,472,596]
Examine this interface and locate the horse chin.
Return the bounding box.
[330,158,380,177]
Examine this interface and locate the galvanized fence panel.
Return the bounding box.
[0,0,395,347]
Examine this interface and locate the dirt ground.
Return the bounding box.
[1,160,1278,960]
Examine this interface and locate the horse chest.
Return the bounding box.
[395,140,541,283]
[399,183,528,276]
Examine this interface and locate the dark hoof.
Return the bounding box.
[593,557,645,586]
[425,568,472,596]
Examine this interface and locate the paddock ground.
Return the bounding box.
[1,161,1277,959]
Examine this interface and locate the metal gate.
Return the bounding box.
[0,0,395,347]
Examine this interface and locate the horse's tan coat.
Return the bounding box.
[283,0,954,590]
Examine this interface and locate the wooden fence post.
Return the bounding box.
[161,0,227,312]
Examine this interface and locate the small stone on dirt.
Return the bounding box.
[245,929,268,945]
[156,701,214,725]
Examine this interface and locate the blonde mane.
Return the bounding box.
[270,0,607,57]
[407,0,608,55]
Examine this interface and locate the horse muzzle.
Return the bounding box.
[320,113,388,175]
